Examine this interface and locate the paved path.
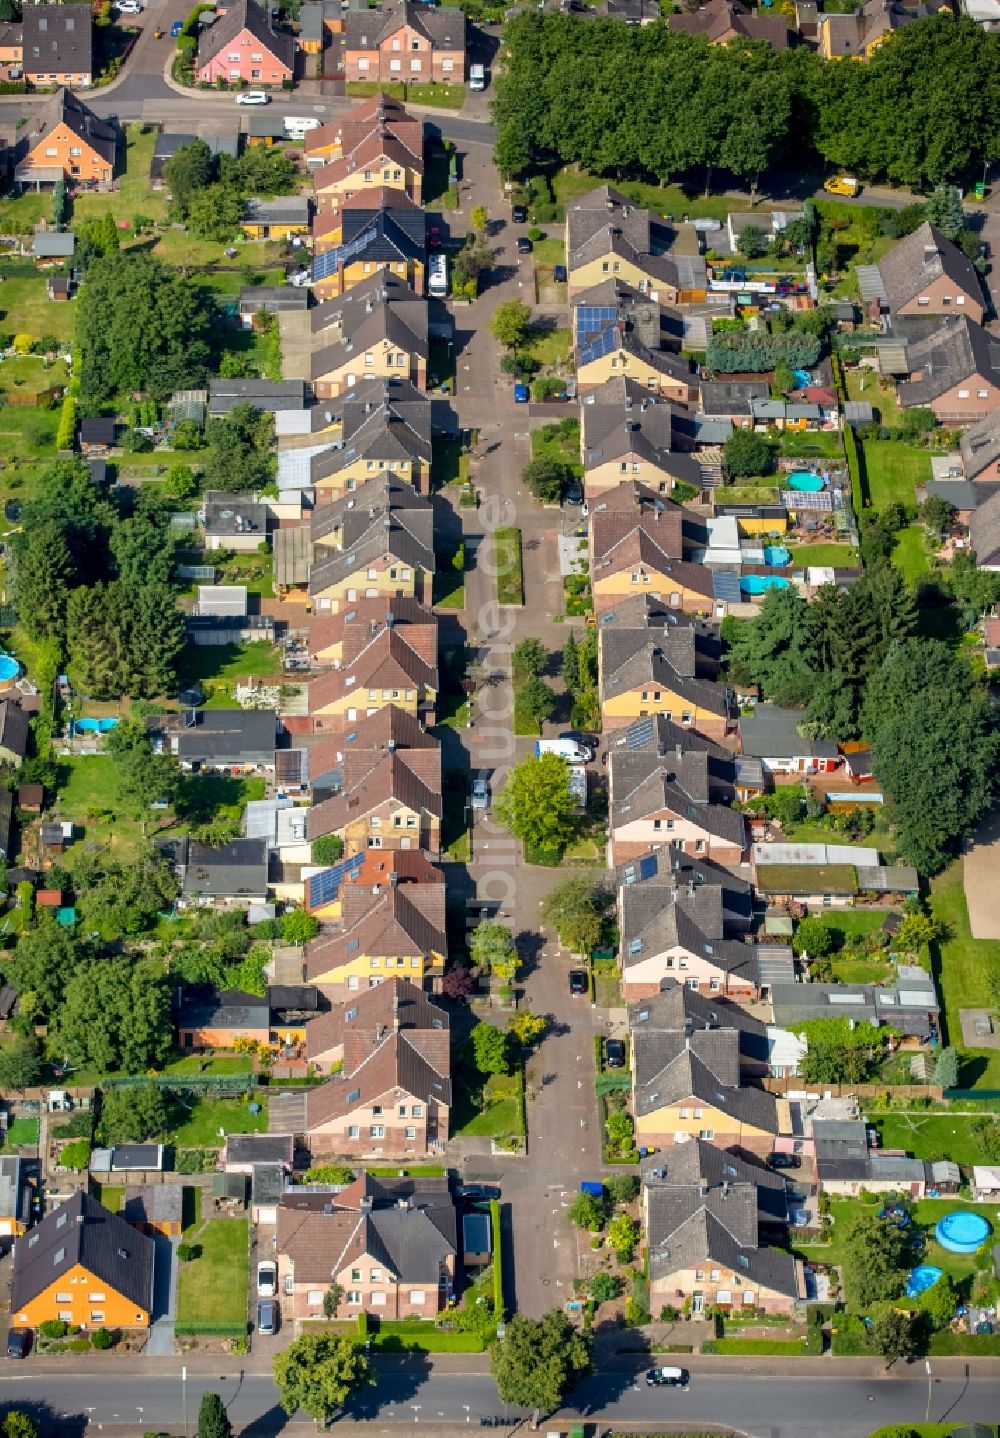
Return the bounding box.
[962,808,1000,940]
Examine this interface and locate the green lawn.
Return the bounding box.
[55,755,145,858]
[891,524,930,582]
[0,192,49,236]
[177,641,283,690]
[523,326,572,371]
[3,1117,39,1147]
[170,1095,268,1149]
[453,1071,524,1139]
[550,167,733,223]
[433,567,465,609]
[73,125,167,230]
[861,439,932,511]
[494,528,524,606]
[786,543,858,567]
[0,275,77,346]
[176,1215,249,1332]
[406,81,465,109]
[162,1053,254,1076]
[845,365,899,426]
[928,861,1000,1085]
[869,1114,996,1169]
[531,234,566,269]
[780,430,844,460]
[531,417,582,476]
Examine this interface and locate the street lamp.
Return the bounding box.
[924,1360,933,1422]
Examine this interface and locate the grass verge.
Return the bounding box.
[494,528,524,606]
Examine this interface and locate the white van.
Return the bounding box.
[535,738,592,764]
[428,253,448,298]
[284,115,320,139]
[469,62,485,91]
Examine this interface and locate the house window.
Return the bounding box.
[347,1124,360,1138]
[709,979,720,993]
[372,1105,383,1116]
[693,1108,702,1119]
[700,1128,715,1140]
[978,390,990,399]
[88,1293,106,1303]
[371,1291,387,1306]
[69,146,81,157]
[347,1291,362,1305]
[371,1268,383,1282]
[358,58,368,70]
[90,1310,105,1322]
[398,1104,407,1116]
[744,1291,756,1305]
[308,1290,324,1306]
[679,1107,689,1119]
[351,1269,362,1282]
[411,957,420,967]
[917,296,930,306]
[410,1290,426,1305]
[56,1292,72,1303]
[410,58,421,71]
[957,295,966,305]
[44,146,58,157]
[228,52,240,60]
[687,978,699,990]
[411,38,420,48]
[251,51,263,60]
[390,58,401,71]
[958,389,970,399]
[710,1270,720,1282]
[442,58,453,70]
[694,1270,703,1281]
[365,353,375,367]
[412,1104,423,1117]
[370,1124,385,1138]
[405,1124,416,1139]
[391,36,400,48]
[58,1310,72,1322]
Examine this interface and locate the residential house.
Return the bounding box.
[644,1143,804,1317]
[306,597,438,729]
[79,417,116,455]
[157,835,270,908]
[598,610,733,736]
[0,22,22,84]
[630,980,771,1077]
[609,746,749,870]
[311,194,426,299]
[667,0,789,47]
[812,1119,930,1197]
[195,0,295,87]
[817,0,941,58]
[11,1191,155,1330]
[575,285,695,403]
[607,706,765,800]
[590,506,722,618]
[311,469,432,562]
[310,275,428,398]
[307,740,442,856]
[726,209,804,255]
[309,593,435,666]
[208,378,307,417]
[960,409,1000,485]
[276,1172,456,1320]
[23,5,92,89]
[306,94,422,165]
[312,128,424,209]
[0,1155,30,1238]
[0,701,29,768]
[303,987,451,1153]
[176,986,271,1050]
[121,1186,184,1238]
[309,484,434,614]
[156,709,277,771]
[203,493,269,552]
[617,857,758,1000]
[150,130,240,187]
[632,1025,784,1154]
[699,379,769,431]
[970,489,1000,569]
[311,379,432,500]
[565,186,680,301]
[895,317,1000,425]
[305,881,447,990]
[739,704,840,775]
[241,197,311,241]
[16,89,115,188]
[305,974,446,1073]
[224,1133,295,1172]
[580,377,702,498]
[306,847,442,923]
[770,964,940,1039]
[307,699,440,818]
[342,0,466,86]
[875,222,984,323]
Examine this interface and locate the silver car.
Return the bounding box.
[471,777,489,811]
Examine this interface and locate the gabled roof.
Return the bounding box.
[591,514,683,577]
[0,700,30,759]
[614,844,754,932]
[619,883,757,983]
[306,974,447,1060]
[197,0,295,72]
[306,700,437,779]
[630,978,768,1056]
[305,1017,451,1129]
[308,501,434,597]
[12,1191,155,1315]
[345,0,466,51]
[23,6,93,77]
[305,883,447,979]
[311,470,431,545]
[312,381,432,482]
[307,624,438,707]
[667,0,789,46]
[313,128,425,191]
[306,94,423,167]
[897,316,1000,406]
[177,986,270,1030]
[877,222,983,315]
[960,409,1000,482]
[308,746,442,837]
[970,488,1000,562]
[311,277,428,381]
[602,640,734,722]
[566,186,676,286]
[634,1035,779,1132]
[23,88,116,168]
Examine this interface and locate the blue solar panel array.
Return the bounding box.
[576,305,618,367]
[306,852,365,909]
[712,570,742,603]
[311,221,379,283]
[626,716,655,749]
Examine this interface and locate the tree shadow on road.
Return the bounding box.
[0,1403,87,1438]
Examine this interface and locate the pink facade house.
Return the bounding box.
[196,0,295,87]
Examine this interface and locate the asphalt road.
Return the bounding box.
[1,1362,998,1436]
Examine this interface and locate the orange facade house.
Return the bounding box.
[12,1191,155,1330]
[16,88,115,188]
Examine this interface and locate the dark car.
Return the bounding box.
[256,1299,279,1336]
[6,1330,30,1360]
[553,263,567,282]
[512,204,528,223]
[569,969,588,996]
[456,1183,502,1201]
[428,225,443,250]
[516,236,533,255]
[564,476,584,506]
[646,1365,689,1388]
[605,1038,625,1069]
[769,1152,801,1170]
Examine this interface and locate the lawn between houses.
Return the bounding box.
[929,862,1000,1088]
[176,1190,250,1336]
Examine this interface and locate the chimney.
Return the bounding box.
[387,738,396,752]
[676,744,683,759]
[376,1023,385,1039]
[393,989,401,1028]
[389,871,399,888]
[360,1195,374,1212]
[386,611,395,628]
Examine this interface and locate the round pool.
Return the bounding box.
[741,575,791,596]
[793,369,811,388]
[786,470,826,493]
[0,653,19,692]
[906,1265,943,1298]
[935,1211,992,1254]
[763,545,791,567]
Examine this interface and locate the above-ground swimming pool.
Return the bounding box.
[741,575,791,596]
[763,545,791,567]
[786,470,826,493]
[793,370,811,388]
[0,653,19,692]
[906,1265,943,1298]
[71,717,120,736]
[935,1211,992,1254]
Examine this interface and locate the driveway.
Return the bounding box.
[963,807,1000,940]
[145,1234,178,1357]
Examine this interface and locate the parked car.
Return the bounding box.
[256,1259,277,1296]
[646,1365,689,1388]
[471,777,490,811]
[605,1038,625,1069]
[428,225,443,250]
[556,732,596,761]
[6,1329,30,1360]
[117,0,142,11]
[236,91,270,105]
[170,18,183,34]
[516,236,532,255]
[455,1183,501,1201]
[512,204,528,224]
[257,1299,279,1336]
[569,969,588,996]
[769,1152,801,1170]
[564,476,584,506]
[513,383,530,403]
[553,263,567,282]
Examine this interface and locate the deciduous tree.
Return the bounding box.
[489,299,532,350]
[490,1310,590,1425]
[494,753,576,855]
[470,1021,513,1076]
[273,1332,370,1424]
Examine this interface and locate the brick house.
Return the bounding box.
[896,316,1000,425]
[876,222,984,323]
[276,1172,456,1321]
[342,0,466,86]
[961,410,1000,486]
[176,987,271,1049]
[23,4,92,88]
[16,88,115,188]
[305,975,447,1073]
[195,0,295,87]
[667,0,789,47]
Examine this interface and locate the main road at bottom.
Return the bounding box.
[0,1361,997,1437]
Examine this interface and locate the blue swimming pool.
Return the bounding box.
[786,470,826,493]
[936,1211,992,1254]
[906,1265,943,1298]
[793,369,811,389]
[0,655,18,682]
[763,545,791,567]
[741,575,791,596]
[72,717,120,735]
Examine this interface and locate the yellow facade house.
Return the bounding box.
[305,882,447,990]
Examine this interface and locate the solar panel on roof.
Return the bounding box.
[780,489,833,512]
[575,305,616,344]
[311,220,380,283]
[579,323,619,368]
[712,570,742,603]
[626,716,654,749]
[638,854,658,880]
[307,852,365,908]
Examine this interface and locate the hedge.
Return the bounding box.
[831,353,867,512]
[707,331,822,374]
[701,1337,808,1355]
[102,1074,259,1092]
[55,393,78,450]
[174,1322,248,1337]
[490,1198,504,1321]
[179,2,214,37]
